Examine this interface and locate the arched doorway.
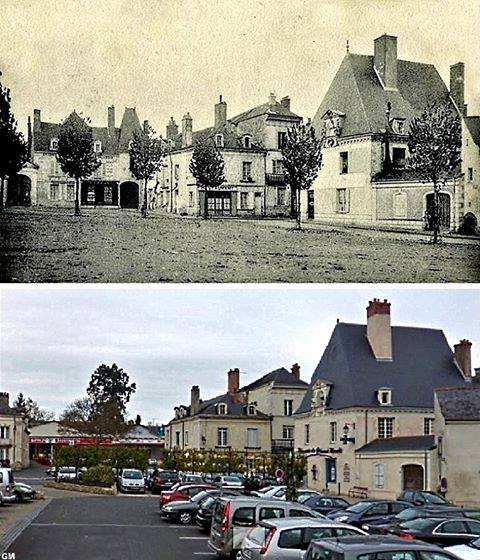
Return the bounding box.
[120,182,139,209]
[425,193,451,230]
[402,464,424,490]
[6,174,32,206]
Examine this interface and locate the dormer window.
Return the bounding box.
[322,110,346,138]
[217,403,227,415]
[50,138,59,151]
[390,118,406,134]
[378,388,392,406]
[243,135,252,149]
[94,140,102,153]
[215,134,224,147]
[247,404,256,415]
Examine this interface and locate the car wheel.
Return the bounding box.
[14,492,23,503]
[179,512,192,524]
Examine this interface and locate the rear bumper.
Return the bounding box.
[208,540,224,555]
[2,495,17,504]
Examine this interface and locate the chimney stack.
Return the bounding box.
[143,119,149,133]
[214,95,227,128]
[182,113,193,147]
[0,392,9,409]
[191,385,201,415]
[27,116,33,160]
[166,117,178,141]
[268,92,277,106]
[228,368,240,399]
[450,63,467,116]
[454,339,472,379]
[374,35,398,91]
[33,109,41,131]
[291,363,300,379]
[281,96,291,111]
[108,105,115,134]
[366,298,393,361]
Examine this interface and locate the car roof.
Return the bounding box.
[312,535,446,552]
[260,518,356,530]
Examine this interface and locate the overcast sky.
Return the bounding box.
[1,286,478,425]
[1,0,479,135]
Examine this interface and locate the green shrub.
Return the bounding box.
[82,464,115,487]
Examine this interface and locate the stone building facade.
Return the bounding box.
[293,299,470,498]
[4,106,146,210]
[155,94,302,217]
[309,34,478,233]
[0,393,29,470]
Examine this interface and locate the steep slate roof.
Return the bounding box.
[33,108,140,155]
[230,100,301,124]
[312,54,450,137]
[296,322,468,414]
[356,435,435,453]
[436,386,480,421]
[465,116,480,147]
[195,392,269,418]
[240,367,308,392]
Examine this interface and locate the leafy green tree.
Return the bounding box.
[189,139,225,218]
[13,392,27,410]
[0,76,28,211]
[57,111,101,216]
[87,363,136,415]
[129,124,164,218]
[13,394,55,425]
[408,101,462,243]
[281,122,323,229]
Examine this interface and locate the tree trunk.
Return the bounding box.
[296,188,302,230]
[432,183,440,243]
[204,187,209,219]
[141,178,148,218]
[74,178,81,216]
[0,176,4,213]
[290,186,297,219]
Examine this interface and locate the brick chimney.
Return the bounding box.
[215,95,227,128]
[108,105,115,134]
[166,117,178,141]
[450,63,467,116]
[228,368,240,399]
[281,96,291,111]
[191,385,201,415]
[33,109,41,132]
[182,113,193,147]
[374,35,398,91]
[366,298,393,361]
[291,363,300,379]
[0,392,9,409]
[268,92,277,106]
[454,339,472,379]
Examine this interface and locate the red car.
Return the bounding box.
[160,484,216,508]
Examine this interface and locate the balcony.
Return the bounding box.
[266,173,287,186]
[271,439,294,453]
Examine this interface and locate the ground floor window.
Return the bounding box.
[240,192,249,209]
[82,180,120,206]
[50,182,60,200]
[336,188,349,213]
[0,448,8,461]
[277,187,286,206]
[189,192,194,207]
[207,192,232,216]
[66,183,75,201]
[217,427,228,447]
[374,463,385,488]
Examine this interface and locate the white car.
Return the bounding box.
[212,475,244,488]
[251,485,286,499]
[118,469,146,494]
[56,466,77,482]
[446,538,480,560]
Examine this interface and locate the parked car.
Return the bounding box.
[151,470,180,494]
[302,495,351,515]
[45,466,56,478]
[389,517,480,547]
[181,473,205,484]
[56,466,78,483]
[160,483,216,507]
[398,490,453,506]
[0,468,16,505]
[446,537,480,560]
[251,485,286,499]
[118,469,146,494]
[328,499,411,527]
[296,490,323,504]
[13,482,36,502]
[304,535,461,560]
[213,475,244,489]
[239,517,367,560]
[365,505,480,534]
[208,496,323,558]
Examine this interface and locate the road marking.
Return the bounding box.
[178,536,209,540]
[31,523,170,528]
[193,553,216,556]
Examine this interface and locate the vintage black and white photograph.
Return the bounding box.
[0,0,479,282]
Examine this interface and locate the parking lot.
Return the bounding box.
[6,494,214,560]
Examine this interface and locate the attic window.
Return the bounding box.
[378,389,392,406]
[247,404,256,415]
[391,118,406,134]
[94,140,102,154]
[50,138,59,151]
[217,403,227,415]
[215,134,224,148]
[243,135,252,148]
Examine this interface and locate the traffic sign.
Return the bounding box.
[275,468,284,479]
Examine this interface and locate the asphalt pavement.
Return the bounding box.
[6,495,215,560]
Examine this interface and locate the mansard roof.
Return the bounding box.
[296,322,468,414]
[312,53,451,138]
[240,367,308,392]
[230,100,301,124]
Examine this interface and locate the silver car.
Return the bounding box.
[0,468,16,504]
[118,469,146,493]
[239,518,367,560]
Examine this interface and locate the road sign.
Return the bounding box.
[275,468,284,479]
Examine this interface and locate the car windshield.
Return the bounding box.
[346,501,375,513]
[123,470,143,479]
[297,494,312,504]
[401,518,436,530]
[200,496,216,509]
[423,493,447,505]
[258,486,273,494]
[193,491,211,503]
[224,476,241,483]
[396,508,423,521]
[59,467,76,473]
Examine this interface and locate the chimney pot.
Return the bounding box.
[269,93,277,106]
[291,363,301,379]
[366,298,392,360]
[33,109,41,131]
[0,393,9,408]
[228,368,240,400]
[108,105,115,133]
[190,385,201,415]
[214,96,227,129]
[182,113,193,147]
[281,96,291,111]
[454,339,472,379]
[374,34,398,91]
[166,117,179,141]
